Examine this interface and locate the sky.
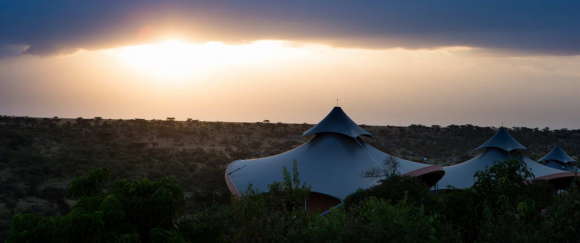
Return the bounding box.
[1,1,580,128]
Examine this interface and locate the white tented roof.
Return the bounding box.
[302,106,372,138]
[225,107,442,200]
[544,160,570,171]
[539,146,576,164]
[437,128,573,189]
[474,127,527,152]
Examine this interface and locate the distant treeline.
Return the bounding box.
[1,115,579,163]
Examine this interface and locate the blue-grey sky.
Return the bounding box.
[1,1,580,129]
[2,0,580,56]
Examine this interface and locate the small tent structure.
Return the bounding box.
[539,146,576,171]
[225,107,444,211]
[437,128,575,190]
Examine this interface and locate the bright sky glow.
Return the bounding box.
[107,40,312,80]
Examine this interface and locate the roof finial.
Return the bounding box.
[336,97,340,107]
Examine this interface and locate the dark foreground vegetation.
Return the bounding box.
[6,160,580,243]
[1,116,580,241]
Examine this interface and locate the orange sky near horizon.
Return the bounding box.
[1,39,580,129]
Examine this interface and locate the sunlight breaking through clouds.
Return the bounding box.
[104,40,313,80]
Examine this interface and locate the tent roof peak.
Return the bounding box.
[302,106,372,139]
[475,127,527,152]
[539,146,575,163]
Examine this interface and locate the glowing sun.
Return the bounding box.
[109,39,305,80]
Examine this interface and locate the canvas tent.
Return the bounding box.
[539,146,576,171]
[225,107,444,211]
[437,128,575,190]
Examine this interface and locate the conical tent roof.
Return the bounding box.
[303,106,372,138]
[539,146,575,171]
[539,146,575,164]
[437,128,574,189]
[225,107,443,202]
[474,127,527,152]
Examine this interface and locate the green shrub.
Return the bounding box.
[9,160,580,243]
[473,160,554,213]
[7,171,184,243]
[67,168,111,199]
[477,201,548,243]
[541,188,580,242]
[344,175,435,210]
[6,214,60,243]
[303,208,348,242]
[177,206,233,243]
[431,189,476,241]
[343,197,452,243]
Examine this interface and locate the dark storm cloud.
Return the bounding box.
[1,0,580,56]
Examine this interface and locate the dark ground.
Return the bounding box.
[1,115,579,240]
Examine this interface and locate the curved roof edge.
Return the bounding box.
[403,165,445,187]
[534,171,575,181]
[475,127,527,152]
[225,172,242,197]
[403,165,444,177]
[302,106,372,139]
[533,172,577,189]
[539,146,576,163]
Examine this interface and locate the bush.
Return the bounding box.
[67,168,111,199]
[7,214,60,243]
[541,188,580,242]
[435,189,481,242]
[473,160,554,214]
[8,160,580,242]
[177,206,232,243]
[344,175,435,210]
[348,198,439,242]
[316,197,457,243]
[7,170,184,243]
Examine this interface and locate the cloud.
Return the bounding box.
[1,0,580,56]
[0,44,28,57]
